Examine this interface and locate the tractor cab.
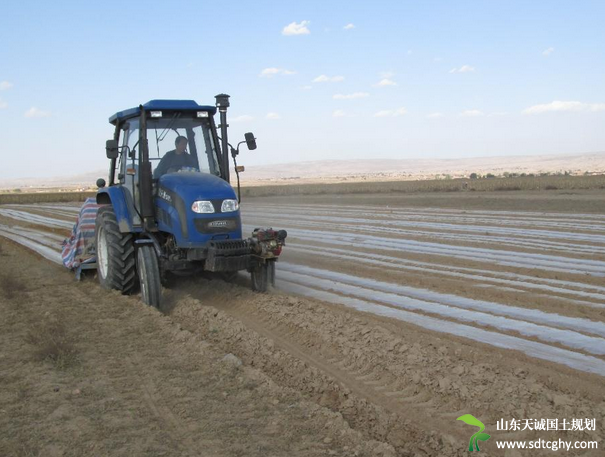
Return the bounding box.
[93,95,286,308]
[123,112,222,179]
[103,100,240,246]
[111,101,222,179]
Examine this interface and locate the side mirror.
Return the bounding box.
[106,139,119,159]
[244,132,257,150]
[96,178,106,188]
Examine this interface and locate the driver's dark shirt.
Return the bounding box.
[154,150,198,178]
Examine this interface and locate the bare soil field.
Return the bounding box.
[1,189,604,456]
[0,241,390,457]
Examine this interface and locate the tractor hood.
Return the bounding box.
[155,171,242,248]
[158,172,236,201]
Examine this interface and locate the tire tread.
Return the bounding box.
[95,206,137,294]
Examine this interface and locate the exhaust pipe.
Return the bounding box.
[215,94,231,183]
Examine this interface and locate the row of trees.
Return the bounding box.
[469,170,575,179]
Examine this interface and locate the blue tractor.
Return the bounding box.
[95,94,286,307]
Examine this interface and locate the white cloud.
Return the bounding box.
[259,67,296,77]
[542,47,555,56]
[0,81,13,90]
[282,20,310,36]
[449,65,475,73]
[332,110,346,118]
[230,115,254,123]
[0,99,7,109]
[373,110,392,118]
[374,78,397,87]
[266,112,281,120]
[333,92,369,100]
[460,109,484,117]
[343,23,355,30]
[312,74,345,83]
[427,112,444,119]
[373,107,407,117]
[25,107,51,118]
[523,100,605,114]
[380,71,395,79]
[260,67,280,77]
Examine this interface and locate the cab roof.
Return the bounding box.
[109,100,217,125]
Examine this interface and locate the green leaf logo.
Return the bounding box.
[457,414,491,452]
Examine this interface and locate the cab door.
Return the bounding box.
[118,120,142,227]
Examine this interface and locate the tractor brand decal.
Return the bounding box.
[158,188,172,203]
[208,220,229,228]
[194,218,237,234]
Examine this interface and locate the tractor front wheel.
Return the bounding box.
[251,260,275,292]
[137,245,162,309]
[95,206,137,294]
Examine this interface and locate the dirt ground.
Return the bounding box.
[1,190,604,456]
[0,242,392,457]
[250,189,605,213]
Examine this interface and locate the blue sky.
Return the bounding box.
[1,0,604,179]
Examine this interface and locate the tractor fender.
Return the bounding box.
[96,186,135,233]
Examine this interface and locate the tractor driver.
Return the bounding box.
[153,136,199,178]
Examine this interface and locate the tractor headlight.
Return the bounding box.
[221,199,239,213]
[191,200,215,213]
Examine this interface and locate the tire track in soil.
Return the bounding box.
[169,294,464,456]
[124,354,200,457]
[240,305,466,434]
[166,273,605,456]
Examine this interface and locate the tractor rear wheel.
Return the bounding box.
[95,206,137,294]
[251,260,275,292]
[137,245,162,309]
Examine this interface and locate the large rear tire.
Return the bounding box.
[137,245,162,309]
[251,260,275,292]
[95,206,137,294]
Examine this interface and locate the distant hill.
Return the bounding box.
[239,151,605,184]
[0,170,108,191]
[1,151,604,190]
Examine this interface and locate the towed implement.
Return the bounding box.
[91,94,286,307]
